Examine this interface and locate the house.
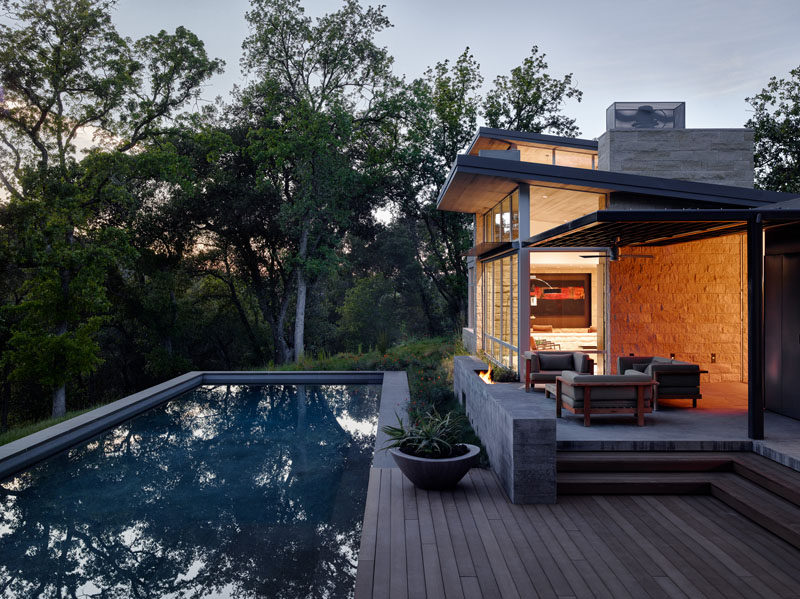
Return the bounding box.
[437,102,800,439]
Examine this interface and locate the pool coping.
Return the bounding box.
[0,370,405,481]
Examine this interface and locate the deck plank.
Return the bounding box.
[355,467,800,599]
[373,468,393,599]
[452,484,502,598]
[615,495,748,599]
[428,490,466,599]
[390,469,408,599]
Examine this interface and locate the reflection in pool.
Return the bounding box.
[0,384,381,598]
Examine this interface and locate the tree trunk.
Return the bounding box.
[294,269,307,362]
[293,223,311,363]
[52,384,66,418]
[1,378,8,433]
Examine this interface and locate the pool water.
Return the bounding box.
[0,383,381,598]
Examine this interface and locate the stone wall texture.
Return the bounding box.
[609,234,747,383]
[598,128,754,188]
[454,356,556,504]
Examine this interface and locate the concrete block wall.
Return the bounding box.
[609,234,747,383]
[598,129,754,188]
[454,356,556,504]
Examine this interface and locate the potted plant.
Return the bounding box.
[382,409,480,490]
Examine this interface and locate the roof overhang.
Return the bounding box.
[437,154,797,214]
[522,209,800,249]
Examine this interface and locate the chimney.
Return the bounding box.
[597,102,754,189]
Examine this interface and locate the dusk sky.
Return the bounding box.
[114,0,800,139]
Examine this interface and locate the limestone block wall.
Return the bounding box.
[598,129,754,188]
[453,356,556,504]
[609,234,747,383]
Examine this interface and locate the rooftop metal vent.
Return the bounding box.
[606,102,685,130]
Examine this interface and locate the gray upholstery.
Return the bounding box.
[617,356,655,374]
[618,355,701,403]
[528,351,592,386]
[559,371,654,403]
[539,353,573,371]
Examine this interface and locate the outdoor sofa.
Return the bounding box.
[547,371,657,426]
[524,351,593,391]
[618,356,702,409]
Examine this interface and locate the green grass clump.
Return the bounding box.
[0,406,99,447]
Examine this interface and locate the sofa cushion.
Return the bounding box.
[632,363,650,372]
[539,353,573,371]
[562,371,652,384]
[532,324,553,332]
[559,371,654,401]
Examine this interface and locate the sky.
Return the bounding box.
[109,0,800,139]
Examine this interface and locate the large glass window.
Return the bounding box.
[483,191,519,243]
[482,253,519,370]
[530,187,607,236]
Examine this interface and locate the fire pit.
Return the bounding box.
[477,365,493,384]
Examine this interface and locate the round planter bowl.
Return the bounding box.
[389,444,480,491]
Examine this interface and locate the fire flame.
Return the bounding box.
[478,366,493,384]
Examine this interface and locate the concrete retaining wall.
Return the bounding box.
[462,327,477,354]
[454,356,556,503]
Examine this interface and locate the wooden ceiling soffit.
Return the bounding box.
[436,172,518,213]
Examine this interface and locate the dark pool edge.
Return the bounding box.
[372,371,410,469]
[0,370,389,481]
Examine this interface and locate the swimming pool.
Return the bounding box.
[0,382,382,598]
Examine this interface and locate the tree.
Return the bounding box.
[746,66,800,192]
[483,45,582,135]
[240,0,396,362]
[390,49,483,330]
[0,0,222,416]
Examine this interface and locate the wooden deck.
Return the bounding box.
[355,467,800,599]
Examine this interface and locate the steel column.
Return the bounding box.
[747,216,765,440]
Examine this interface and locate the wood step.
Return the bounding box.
[557,451,800,508]
[558,471,800,550]
[710,473,800,551]
[558,472,711,495]
[557,451,734,473]
[730,453,800,507]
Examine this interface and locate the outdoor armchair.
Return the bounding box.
[525,351,593,391]
[618,356,702,408]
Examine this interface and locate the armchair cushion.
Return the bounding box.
[539,353,573,371]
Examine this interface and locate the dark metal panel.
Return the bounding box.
[780,254,800,419]
[764,255,783,413]
[747,218,765,440]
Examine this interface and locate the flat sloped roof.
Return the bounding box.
[436,154,798,214]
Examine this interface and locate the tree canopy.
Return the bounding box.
[0,0,585,428]
[747,65,800,192]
